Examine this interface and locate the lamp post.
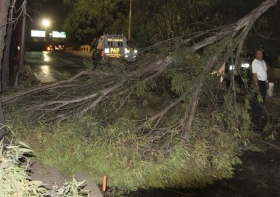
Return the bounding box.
[15,0,27,87]
[128,0,132,41]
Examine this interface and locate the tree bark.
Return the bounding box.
[2,0,16,89]
[0,0,10,68]
[0,0,12,142]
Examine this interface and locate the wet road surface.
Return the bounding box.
[24,51,90,83]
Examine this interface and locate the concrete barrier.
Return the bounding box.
[80,45,91,52]
[65,47,73,51]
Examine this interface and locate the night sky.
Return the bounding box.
[27,0,68,31]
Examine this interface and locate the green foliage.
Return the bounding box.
[60,0,280,63]
[9,91,252,191]
[3,34,257,193]
[47,178,90,197]
[63,0,129,45]
[0,140,47,196]
[0,139,91,196]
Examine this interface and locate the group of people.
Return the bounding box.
[223,46,269,117]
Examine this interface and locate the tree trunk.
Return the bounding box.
[2,0,15,89]
[0,0,12,142]
[0,0,10,68]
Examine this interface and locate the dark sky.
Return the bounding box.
[27,0,68,31]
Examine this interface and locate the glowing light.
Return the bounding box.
[43,51,50,62]
[229,65,235,70]
[42,19,50,28]
[104,48,110,53]
[241,63,250,68]
[108,38,123,42]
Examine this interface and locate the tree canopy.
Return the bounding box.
[61,0,280,66]
[62,0,129,45]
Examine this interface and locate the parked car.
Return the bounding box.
[54,43,66,51]
[46,45,53,51]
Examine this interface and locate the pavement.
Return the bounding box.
[30,50,92,84]
[76,172,103,197]
[30,162,103,196]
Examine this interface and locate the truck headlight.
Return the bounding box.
[241,63,249,68]
[104,48,109,53]
[229,65,235,70]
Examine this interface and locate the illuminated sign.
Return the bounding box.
[110,48,120,54]
[52,31,66,38]
[107,38,123,42]
[31,30,45,37]
[104,48,121,58]
[108,54,121,58]
[104,48,120,54]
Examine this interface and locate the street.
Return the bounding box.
[24,50,90,83]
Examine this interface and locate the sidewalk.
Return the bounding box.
[30,162,103,196]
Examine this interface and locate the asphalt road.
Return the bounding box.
[24,50,91,83]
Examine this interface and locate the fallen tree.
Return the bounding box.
[2,0,278,191]
[3,0,277,132]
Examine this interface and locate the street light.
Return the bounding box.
[42,19,50,29]
[42,19,50,41]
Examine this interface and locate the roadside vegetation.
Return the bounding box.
[1,0,280,196]
[3,41,254,192]
[0,139,90,196]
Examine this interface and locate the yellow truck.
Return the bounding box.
[92,34,137,62]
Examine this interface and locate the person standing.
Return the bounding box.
[251,48,269,116]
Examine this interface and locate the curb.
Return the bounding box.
[75,172,103,197]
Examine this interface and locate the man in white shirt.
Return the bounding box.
[251,48,269,116]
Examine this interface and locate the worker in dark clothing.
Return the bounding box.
[239,46,252,90]
[224,52,236,90]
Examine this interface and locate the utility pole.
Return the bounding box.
[128,0,132,41]
[15,0,27,87]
